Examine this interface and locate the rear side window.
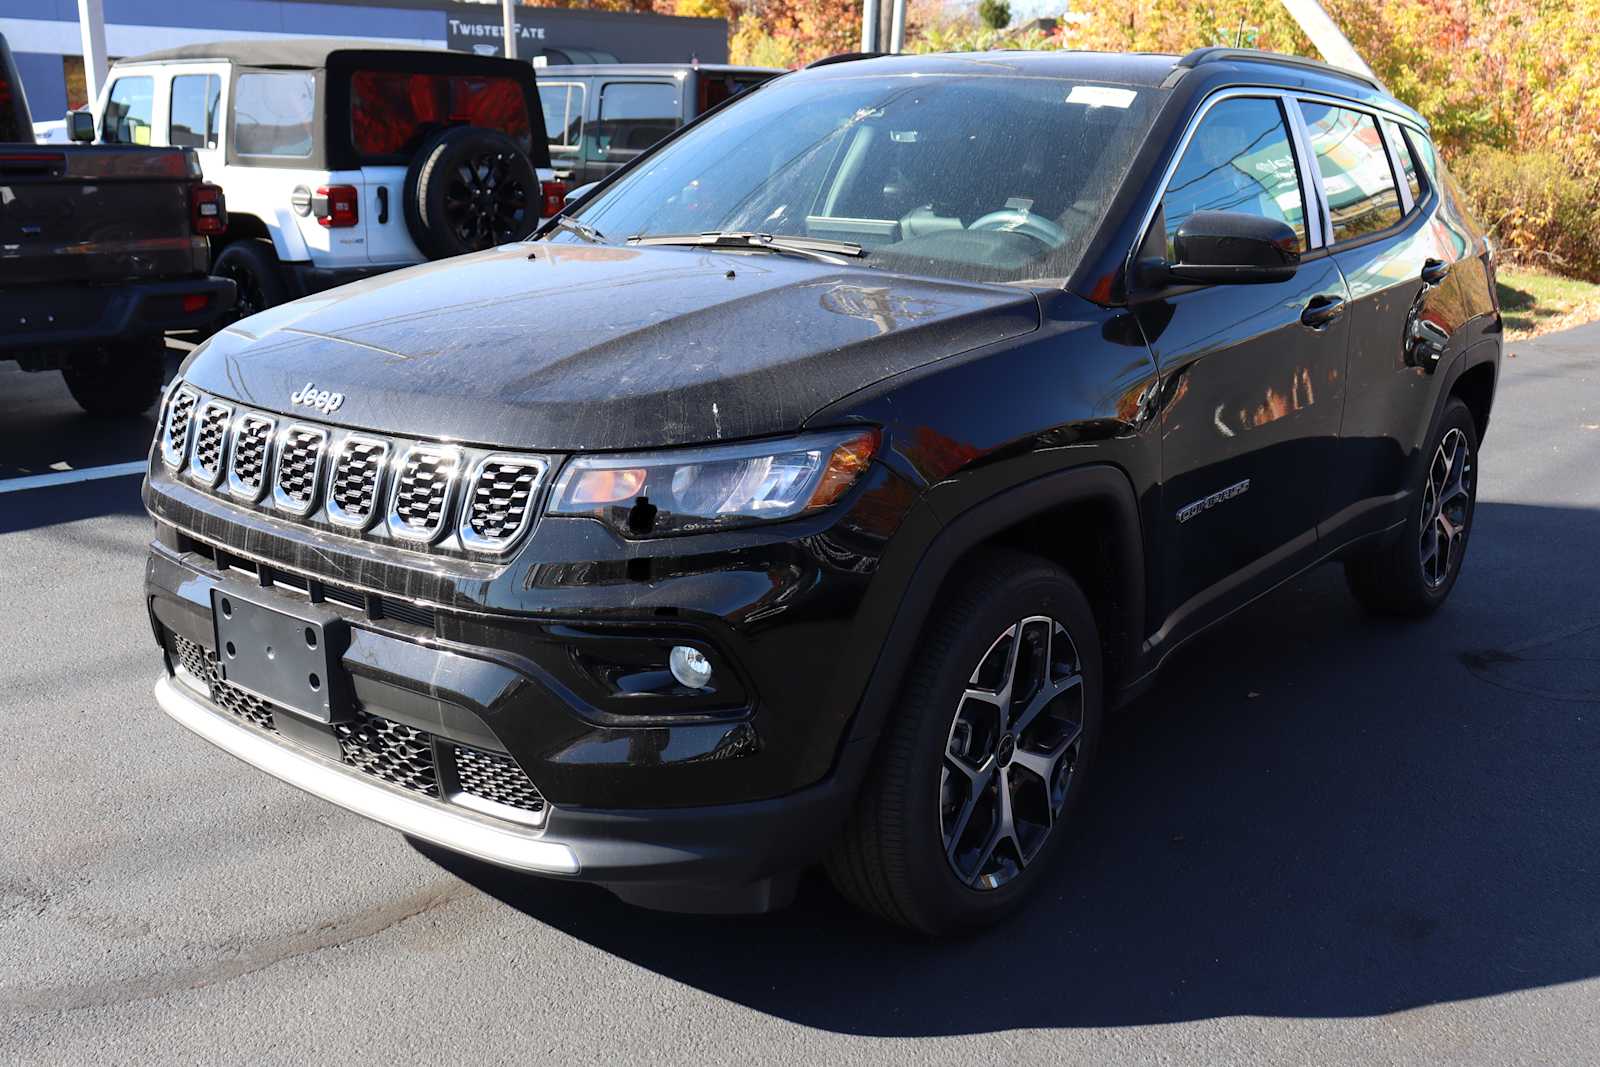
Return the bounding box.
[1300,103,1402,243]
[540,80,585,152]
[234,72,315,157]
[1161,97,1307,256]
[350,71,532,158]
[597,81,680,157]
[169,74,221,149]
[1380,118,1423,203]
[104,76,154,145]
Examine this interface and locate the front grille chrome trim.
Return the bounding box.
[226,412,277,502]
[187,400,234,488]
[272,424,329,517]
[458,453,548,554]
[387,445,460,544]
[326,434,391,530]
[160,385,200,470]
[154,676,577,874]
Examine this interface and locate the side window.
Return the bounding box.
[1380,118,1423,204]
[1161,96,1306,257]
[103,76,154,145]
[233,72,315,158]
[597,81,681,158]
[1300,103,1403,243]
[541,81,585,153]
[169,74,221,149]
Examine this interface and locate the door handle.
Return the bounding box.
[1421,258,1451,285]
[376,186,389,225]
[1301,294,1346,329]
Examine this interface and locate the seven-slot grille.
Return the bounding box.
[156,389,550,552]
[189,401,232,485]
[328,437,388,527]
[274,426,326,513]
[161,387,198,468]
[390,448,458,541]
[228,414,275,499]
[462,456,545,548]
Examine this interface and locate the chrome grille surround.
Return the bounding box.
[388,445,460,543]
[160,385,199,469]
[458,454,547,552]
[187,400,233,487]
[326,435,390,529]
[272,424,328,516]
[226,412,276,502]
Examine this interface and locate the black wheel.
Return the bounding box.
[404,126,539,260]
[211,240,287,327]
[827,550,1103,935]
[61,336,166,417]
[1345,397,1479,616]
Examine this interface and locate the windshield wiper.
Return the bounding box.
[547,215,607,245]
[626,231,865,264]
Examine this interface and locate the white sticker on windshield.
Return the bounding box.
[1066,85,1137,109]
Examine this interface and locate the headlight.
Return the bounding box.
[549,429,879,537]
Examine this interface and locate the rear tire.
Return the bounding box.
[827,549,1103,935]
[1345,397,1479,616]
[211,239,287,328]
[61,336,166,417]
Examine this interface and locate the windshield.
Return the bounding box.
[559,69,1159,284]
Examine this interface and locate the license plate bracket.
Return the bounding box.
[212,586,351,723]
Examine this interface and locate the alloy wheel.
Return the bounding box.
[218,262,263,321]
[1419,426,1473,588]
[940,616,1085,891]
[442,152,529,250]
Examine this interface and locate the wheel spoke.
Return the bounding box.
[970,772,1017,885]
[1013,672,1082,736]
[943,765,994,862]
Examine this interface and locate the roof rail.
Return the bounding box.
[805,52,888,70]
[1175,47,1386,93]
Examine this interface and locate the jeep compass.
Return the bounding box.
[144,49,1500,934]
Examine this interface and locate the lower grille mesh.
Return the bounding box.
[168,631,546,822]
[453,745,546,815]
[333,712,440,797]
[171,634,276,732]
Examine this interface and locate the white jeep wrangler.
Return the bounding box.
[91,39,561,319]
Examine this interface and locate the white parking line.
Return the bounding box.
[0,461,148,494]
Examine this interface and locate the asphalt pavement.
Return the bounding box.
[2,327,1597,1064]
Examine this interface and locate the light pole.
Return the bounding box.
[77,0,109,108]
[502,0,518,61]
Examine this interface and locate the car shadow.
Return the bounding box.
[420,500,1600,1034]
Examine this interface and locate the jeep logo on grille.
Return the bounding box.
[290,381,345,415]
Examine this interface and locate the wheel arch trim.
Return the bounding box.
[845,463,1147,749]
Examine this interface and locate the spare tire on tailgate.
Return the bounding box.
[404,126,540,260]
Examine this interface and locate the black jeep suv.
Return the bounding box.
[144,49,1500,934]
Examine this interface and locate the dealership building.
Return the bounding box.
[1,0,728,120]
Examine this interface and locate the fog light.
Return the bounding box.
[669,645,713,689]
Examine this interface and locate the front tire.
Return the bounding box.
[827,550,1103,935]
[1345,397,1479,616]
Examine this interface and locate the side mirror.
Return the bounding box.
[67,110,95,143]
[564,182,598,207]
[1157,211,1300,285]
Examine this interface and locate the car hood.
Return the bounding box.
[183,243,1040,451]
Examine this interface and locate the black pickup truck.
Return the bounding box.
[1,34,234,416]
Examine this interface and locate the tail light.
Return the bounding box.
[541,179,567,218]
[190,182,227,236]
[312,185,359,228]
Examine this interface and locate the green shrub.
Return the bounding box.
[1451,147,1600,282]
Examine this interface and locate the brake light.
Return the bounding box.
[541,179,567,218]
[190,182,227,236]
[313,185,359,228]
[181,293,211,314]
